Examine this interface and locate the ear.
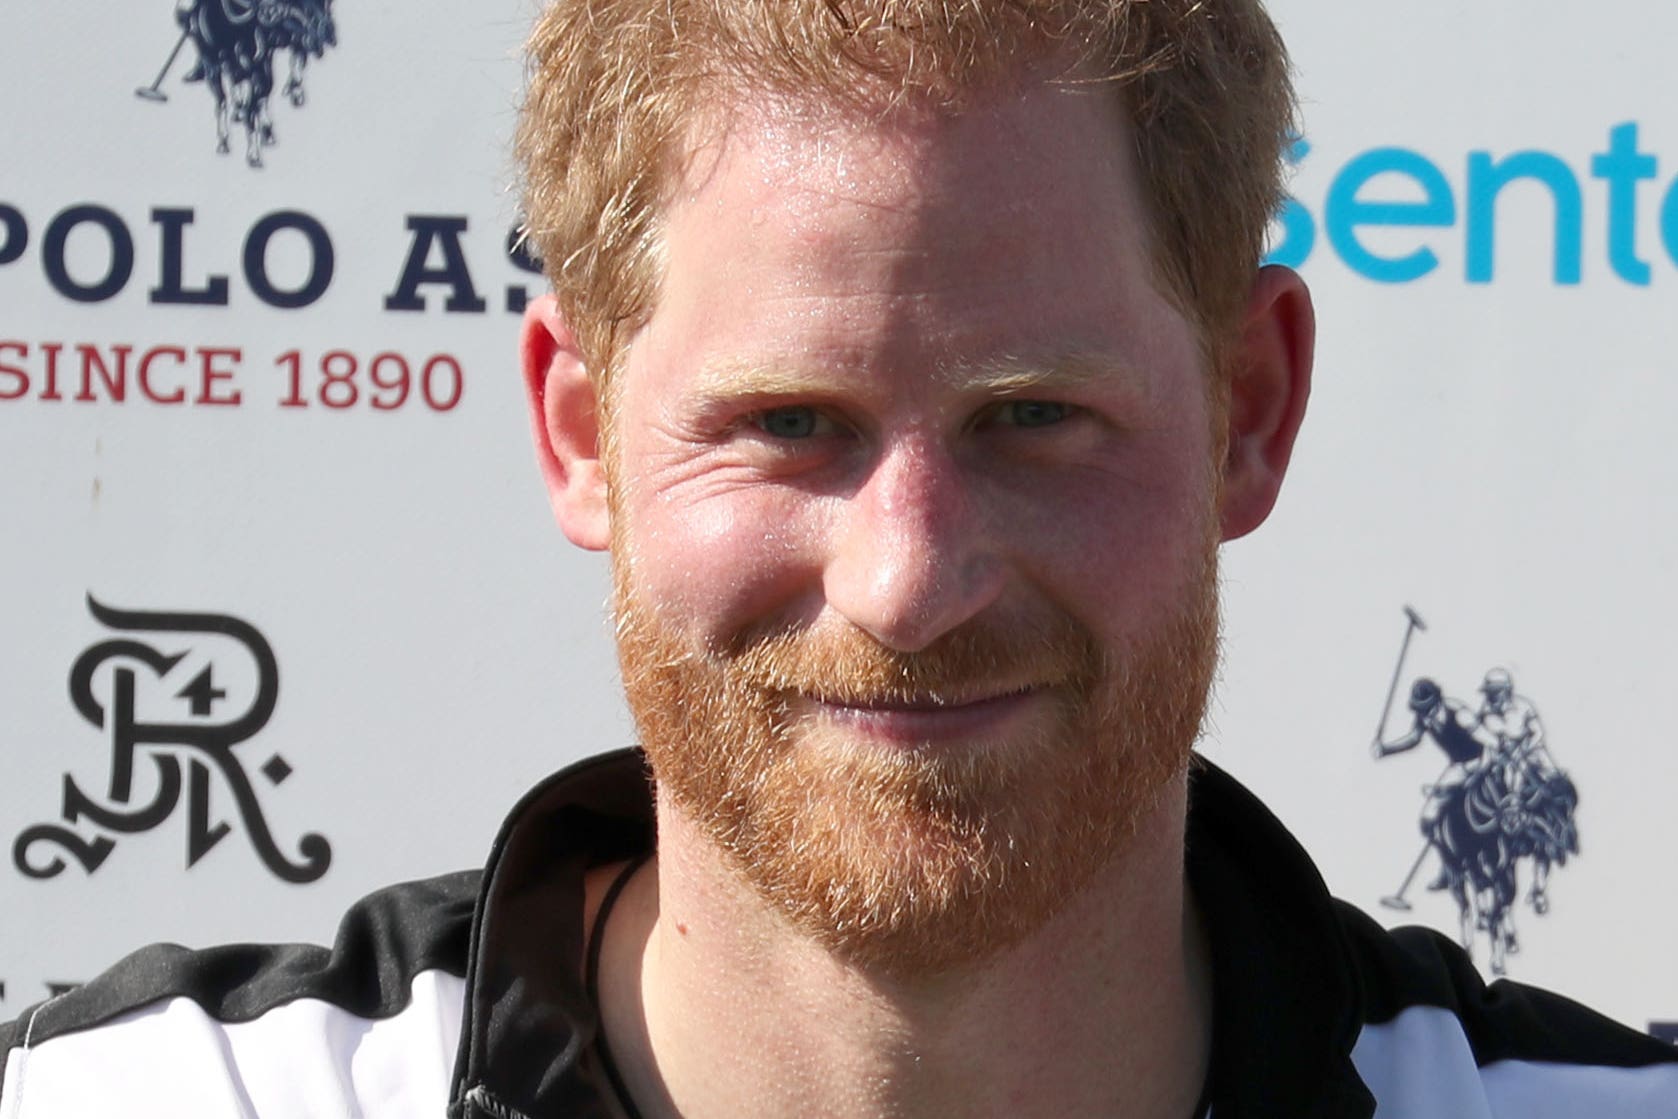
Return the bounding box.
[521,294,611,551]
[1217,264,1314,542]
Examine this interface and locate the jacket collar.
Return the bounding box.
[449,750,653,1119]
[448,749,1375,1118]
[1185,757,1377,1117]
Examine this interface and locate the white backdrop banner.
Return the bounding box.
[1,1,1672,1041]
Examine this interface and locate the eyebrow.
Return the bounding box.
[686,360,840,404]
[942,350,1143,395]
[688,349,1145,404]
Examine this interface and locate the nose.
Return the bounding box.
[823,437,1006,652]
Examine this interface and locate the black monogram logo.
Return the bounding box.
[13,597,332,884]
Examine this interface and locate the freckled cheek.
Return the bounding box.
[624,488,834,637]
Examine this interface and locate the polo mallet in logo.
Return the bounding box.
[1374,605,1427,747]
[1374,606,1432,911]
[136,30,192,103]
[1380,837,1437,912]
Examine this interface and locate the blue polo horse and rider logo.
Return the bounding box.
[135,0,338,168]
[1370,607,1581,976]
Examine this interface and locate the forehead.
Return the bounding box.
[633,78,1180,372]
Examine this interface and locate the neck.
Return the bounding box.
[594,769,1212,1119]
[597,775,1214,1119]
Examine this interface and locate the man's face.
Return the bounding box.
[607,81,1224,973]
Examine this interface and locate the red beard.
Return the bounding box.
[613,547,1219,976]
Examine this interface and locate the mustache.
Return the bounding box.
[712,612,1102,707]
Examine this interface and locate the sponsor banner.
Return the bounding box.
[2,1,1672,1036]
[0,0,631,1018]
[1211,0,1678,1033]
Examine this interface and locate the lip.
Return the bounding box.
[793,686,1048,745]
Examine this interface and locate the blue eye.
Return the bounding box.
[757,407,822,438]
[1001,400,1070,427]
